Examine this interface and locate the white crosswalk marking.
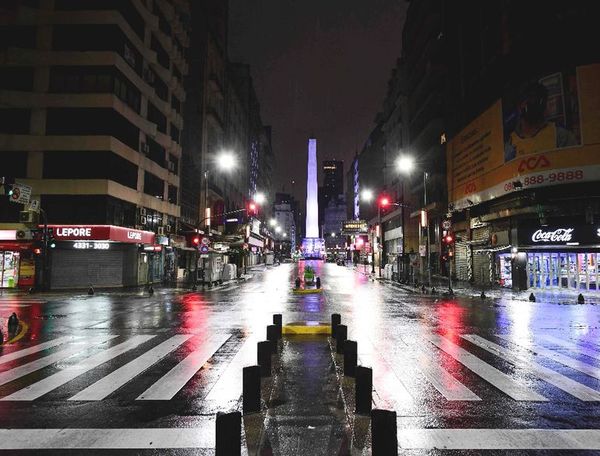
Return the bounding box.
[1,335,155,401]
[69,335,192,401]
[463,334,600,401]
[497,334,600,380]
[204,334,258,404]
[427,334,547,401]
[137,333,230,400]
[0,336,118,388]
[0,336,78,367]
[538,334,600,361]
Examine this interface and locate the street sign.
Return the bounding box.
[419,245,427,257]
[201,237,210,246]
[442,220,452,230]
[200,245,209,254]
[200,254,209,258]
[9,183,32,204]
[28,199,40,212]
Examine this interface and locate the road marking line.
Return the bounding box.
[427,334,547,401]
[136,334,230,400]
[0,336,118,388]
[204,334,258,404]
[1,335,155,401]
[358,350,414,408]
[538,334,600,362]
[497,334,600,380]
[69,335,192,401]
[0,336,76,366]
[0,423,215,449]
[0,304,33,308]
[398,428,600,450]
[463,335,600,401]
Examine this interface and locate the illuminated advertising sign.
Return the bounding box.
[47,225,155,244]
[342,220,368,234]
[518,224,600,246]
[447,64,600,210]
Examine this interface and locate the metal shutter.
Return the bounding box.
[454,232,470,281]
[471,226,492,285]
[51,249,123,289]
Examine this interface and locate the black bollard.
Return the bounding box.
[355,365,373,415]
[344,340,357,377]
[480,291,486,299]
[0,328,3,345]
[266,325,278,352]
[257,341,272,377]
[88,285,94,295]
[578,293,585,304]
[273,314,282,339]
[316,277,321,288]
[431,287,437,294]
[295,277,301,289]
[148,285,154,295]
[215,410,241,456]
[242,366,261,415]
[371,409,398,455]
[336,324,348,354]
[331,313,341,338]
[8,313,18,331]
[529,292,536,302]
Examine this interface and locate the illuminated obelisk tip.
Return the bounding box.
[305,138,319,238]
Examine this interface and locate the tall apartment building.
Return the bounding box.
[0,0,190,289]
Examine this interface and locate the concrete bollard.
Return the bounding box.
[336,324,348,354]
[344,340,357,377]
[266,325,278,352]
[578,293,585,304]
[257,341,272,377]
[371,409,398,455]
[331,313,341,338]
[242,365,261,415]
[215,410,241,456]
[355,365,373,415]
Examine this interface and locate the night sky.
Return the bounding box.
[229,0,408,205]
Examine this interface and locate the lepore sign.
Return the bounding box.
[519,225,600,246]
[48,225,155,244]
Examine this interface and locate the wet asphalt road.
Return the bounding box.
[0,261,600,454]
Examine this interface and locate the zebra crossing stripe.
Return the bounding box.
[414,346,482,401]
[537,335,600,362]
[398,428,600,450]
[358,350,414,406]
[204,334,258,404]
[1,335,155,401]
[137,333,230,400]
[69,335,192,401]
[497,334,600,380]
[463,335,600,401]
[427,334,547,401]
[0,335,119,388]
[0,336,77,366]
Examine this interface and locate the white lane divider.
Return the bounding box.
[137,333,230,400]
[69,335,192,401]
[463,334,600,401]
[427,334,547,401]
[1,335,155,401]
[0,335,118,387]
[498,334,600,380]
[537,334,600,362]
[0,336,78,367]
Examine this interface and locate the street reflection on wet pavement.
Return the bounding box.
[0,261,599,453]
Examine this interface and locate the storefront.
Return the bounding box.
[47,225,155,289]
[0,230,36,289]
[516,223,600,292]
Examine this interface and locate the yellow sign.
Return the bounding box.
[447,64,600,210]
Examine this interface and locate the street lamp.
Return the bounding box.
[275,226,282,233]
[269,218,277,227]
[254,192,266,204]
[360,188,374,202]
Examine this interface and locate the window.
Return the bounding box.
[0,67,34,91]
[143,171,164,199]
[0,109,30,134]
[0,26,37,50]
[147,102,167,133]
[151,34,170,70]
[170,123,180,143]
[146,137,166,167]
[169,154,179,175]
[168,185,178,204]
[154,75,168,101]
[171,95,181,114]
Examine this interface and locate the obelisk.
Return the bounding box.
[302,138,324,258]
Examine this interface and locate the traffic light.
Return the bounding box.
[442,231,455,262]
[247,201,258,217]
[48,237,56,249]
[378,196,390,208]
[192,236,200,246]
[1,177,15,197]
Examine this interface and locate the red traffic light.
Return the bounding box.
[379,196,390,208]
[444,234,454,244]
[247,201,258,216]
[192,237,200,245]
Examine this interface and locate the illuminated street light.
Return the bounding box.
[269,218,277,226]
[360,188,374,202]
[331,232,336,237]
[396,155,415,175]
[283,233,287,238]
[275,226,282,233]
[254,192,266,204]
[216,151,236,171]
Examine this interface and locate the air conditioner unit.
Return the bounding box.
[140,215,147,225]
[165,224,172,233]
[167,161,175,172]
[140,208,147,217]
[157,226,165,236]
[141,142,150,155]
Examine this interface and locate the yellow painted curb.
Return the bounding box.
[6,321,29,344]
[292,288,323,295]
[283,322,331,335]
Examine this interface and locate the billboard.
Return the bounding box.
[447,64,600,211]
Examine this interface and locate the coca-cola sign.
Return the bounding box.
[531,228,574,243]
[519,224,600,246]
